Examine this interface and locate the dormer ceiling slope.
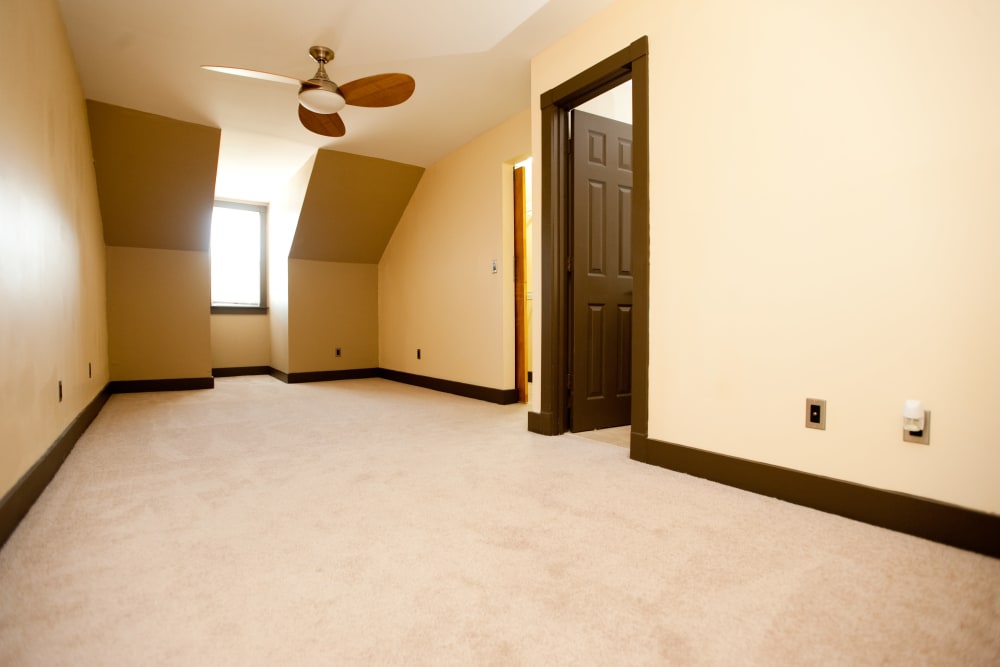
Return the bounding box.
[290,150,423,263]
[88,101,220,251]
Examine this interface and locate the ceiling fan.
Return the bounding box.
[203,46,415,138]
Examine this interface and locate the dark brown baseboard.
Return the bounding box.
[286,368,379,384]
[266,368,378,384]
[107,377,214,393]
[212,366,271,377]
[267,366,516,405]
[0,386,111,551]
[528,410,559,435]
[379,369,518,405]
[633,435,1000,559]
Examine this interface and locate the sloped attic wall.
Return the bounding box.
[268,155,315,374]
[378,110,530,392]
[285,150,423,374]
[88,101,219,382]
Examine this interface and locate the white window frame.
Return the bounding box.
[210,200,267,314]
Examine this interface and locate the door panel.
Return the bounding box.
[618,185,633,275]
[571,110,633,432]
[586,304,605,398]
[588,182,606,274]
[616,304,632,396]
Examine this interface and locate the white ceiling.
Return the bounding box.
[58,0,617,169]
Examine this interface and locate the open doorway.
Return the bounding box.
[568,84,633,432]
[528,38,649,452]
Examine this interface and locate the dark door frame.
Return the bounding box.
[528,36,649,455]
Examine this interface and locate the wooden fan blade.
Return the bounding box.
[298,105,346,137]
[340,73,415,108]
[202,66,305,86]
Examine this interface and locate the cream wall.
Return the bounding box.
[106,247,211,380]
[577,80,632,124]
[379,110,530,389]
[288,261,379,372]
[531,0,1000,514]
[211,131,313,372]
[269,156,315,374]
[0,0,109,497]
[210,315,270,369]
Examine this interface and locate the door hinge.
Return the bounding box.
[566,256,572,274]
[566,373,573,390]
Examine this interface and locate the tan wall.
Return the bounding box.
[291,150,424,263]
[87,101,219,252]
[531,0,1000,514]
[379,111,530,389]
[210,315,270,369]
[288,261,379,372]
[87,99,220,383]
[106,247,211,380]
[269,156,316,374]
[0,0,109,497]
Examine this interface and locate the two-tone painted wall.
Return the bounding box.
[0,0,109,499]
[530,0,1000,515]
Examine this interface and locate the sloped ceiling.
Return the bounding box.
[290,150,424,263]
[87,101,220,251]
[58,0,618,168]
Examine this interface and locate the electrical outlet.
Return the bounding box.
[417,348,421,360]
[335,348,342,357]
[903,411,931,445]
[805,398,826,430]
[58,380,63,402]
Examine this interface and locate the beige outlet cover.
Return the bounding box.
[805,398,827,430]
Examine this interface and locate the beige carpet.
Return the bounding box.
[573,425,631,449]
[1,376,998,665]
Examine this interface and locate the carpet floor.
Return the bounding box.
[1,376,998,665]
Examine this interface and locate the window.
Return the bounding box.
[210,201,267,314]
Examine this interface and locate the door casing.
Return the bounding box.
[528,36,650,456]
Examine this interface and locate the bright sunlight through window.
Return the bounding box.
[211,202,265,309]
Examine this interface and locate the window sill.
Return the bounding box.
[211,306,269,315]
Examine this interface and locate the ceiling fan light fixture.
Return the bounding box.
[298,87,346,115]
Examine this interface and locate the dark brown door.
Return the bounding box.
[570,109,633,432]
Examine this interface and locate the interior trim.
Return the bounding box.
[212,366,271,377]
[530,36,649,437]
[633,434,1000,559]
[379,369,519,405]
[527,410,559,436]
[0,385,111,550]
[104,367,519,403]
[263,367,515,405]
[106,377,214,393]
[286,368,380,384]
